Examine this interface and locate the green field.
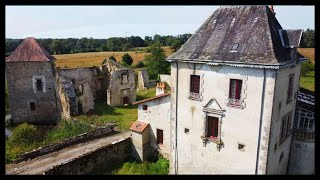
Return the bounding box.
[300,70,314,91]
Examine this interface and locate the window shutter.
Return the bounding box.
[213,118,219,138]
[235,80,242,99]
[229,80,232,98]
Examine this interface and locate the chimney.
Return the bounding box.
[269,5,276,15]
[156,82,166,96]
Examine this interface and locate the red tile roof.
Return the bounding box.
[132,92,171,105]
[6,37,55,62]
[130,120,149,133]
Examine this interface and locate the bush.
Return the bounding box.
[122,53,133,66]
[301,61,314,77]
[135,61,145,68]
[109,56,116,61]
[10,123,38,145]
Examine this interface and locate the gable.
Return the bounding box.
[203,98,225,115]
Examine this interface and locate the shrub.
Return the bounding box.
[122,53,133,66]
[301,61,314,77]
[135,61,145,68]
[109,56,116,61]
[10,123,38,145]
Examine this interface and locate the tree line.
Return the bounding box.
[5,34,192,56]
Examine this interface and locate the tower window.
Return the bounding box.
[157,129,163,144]
[30,102,35,111]
[143,105,148,110]
[36,79,43,91]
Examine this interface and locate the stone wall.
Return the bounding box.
[43,137,131,175]
[137,69,157,90]
[287,139,314,174]
[14,124,116,163]
[6,61,60,124]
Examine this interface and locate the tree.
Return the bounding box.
[144,43,170,79]
[170,39,182,52]
[109,56,116,61]
[300,29,314,48]
[50,40,63,54]
[122,53,133,65]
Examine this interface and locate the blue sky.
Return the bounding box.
[5,6,315,39]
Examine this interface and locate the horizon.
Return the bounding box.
[6,5,315,39]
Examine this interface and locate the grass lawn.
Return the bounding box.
[75,100,138,131]
[300,70,314,91]
[136,87,156,101]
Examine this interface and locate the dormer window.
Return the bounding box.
[231,43,239,51]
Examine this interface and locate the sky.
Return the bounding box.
[5,6,315,39]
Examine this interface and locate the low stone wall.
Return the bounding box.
[43,137,131,175]
[14,123,116,163]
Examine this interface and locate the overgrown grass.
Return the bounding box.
[136,87,156,101]
[5,120,93,164]
[300,70,314,91]
[75,100,137,131]
[92,156,169,175]
[112,156,169,175]
[44,120,92,144]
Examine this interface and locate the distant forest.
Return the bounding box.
[5,34,192,56]
[5,29,314,56]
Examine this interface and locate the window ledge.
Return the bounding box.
[188,92,202,101]
[201,136,222,145]
[227,98,244,109]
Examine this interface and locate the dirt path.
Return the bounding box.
[6,131,131,175]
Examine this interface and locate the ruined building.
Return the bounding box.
[6,37,136,123]
[59,59,136,115]
[5,37,63,124]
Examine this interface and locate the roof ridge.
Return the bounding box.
[6,37,55,62]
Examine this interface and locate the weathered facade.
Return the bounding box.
[105,60,136,106]
[5,37,63,124]
[287,88,315,174]
[58,59,136,115]
[165,6,304,174]
[59,67,99,114]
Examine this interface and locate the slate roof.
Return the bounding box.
[297,88,314,112]
[6,37,55,62]
[130,120,149,133]
[132,92,171,105]
[167,6,303,65]
[280,30,303,47]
